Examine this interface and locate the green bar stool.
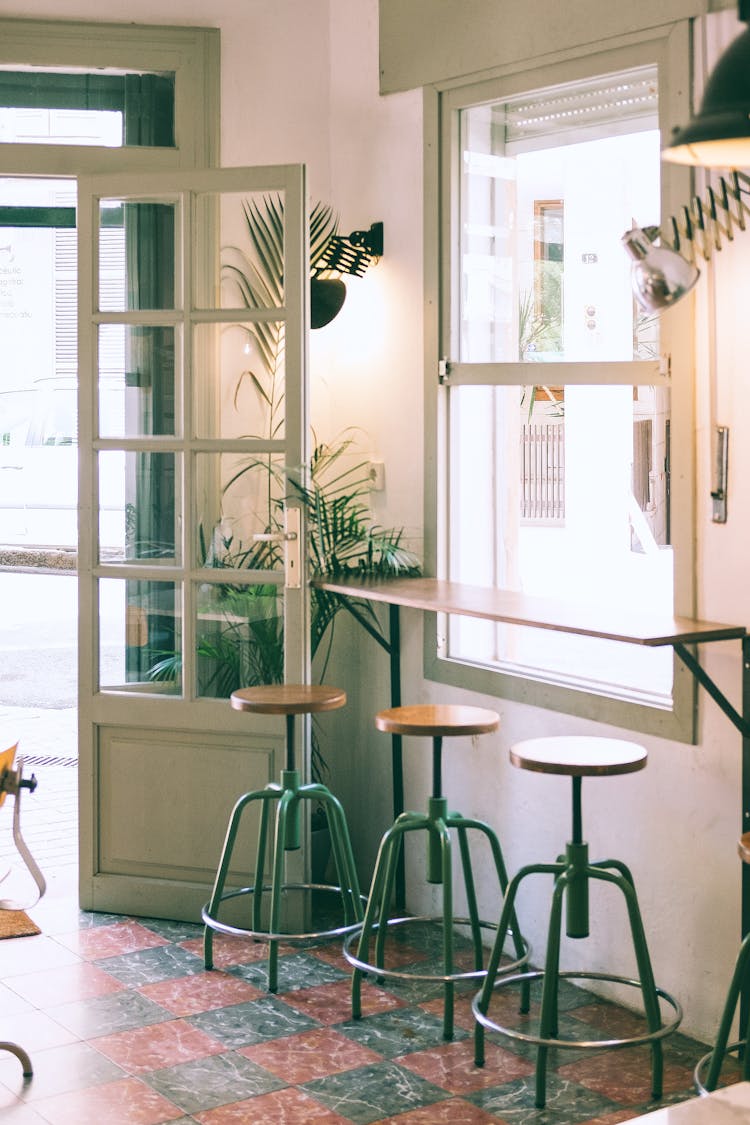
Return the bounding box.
[473,735,682,1109]
[345,703,529,1041]
[203,684,364,993]
[694,832,750,1093]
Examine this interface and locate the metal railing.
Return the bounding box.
[520,422,565,522]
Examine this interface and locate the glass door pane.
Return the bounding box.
[82,166,308,703]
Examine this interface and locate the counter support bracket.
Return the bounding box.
[328,593,405,909]
[675,638,750,1032]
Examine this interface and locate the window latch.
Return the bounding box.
[438,357,451,383]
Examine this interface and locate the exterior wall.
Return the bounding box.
[0,0,745,1043]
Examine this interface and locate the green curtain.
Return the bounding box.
[123,76,177,681]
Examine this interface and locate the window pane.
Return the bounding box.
[199,190,286,311]
[458,67,660,363]
[0,70,174,148]
[196,580,283,699]
[196,453,286,573]
[99,577,181,694]
[99,325,177,438]
[192,322,285,441]
[448,382,672,701]
[99,450,179,564]
[99,199,177,312]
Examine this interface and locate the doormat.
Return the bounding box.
[0,910,40,939]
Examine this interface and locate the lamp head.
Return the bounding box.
[310,277,347,328]
[663,7,750,167]
[621,226,700,312]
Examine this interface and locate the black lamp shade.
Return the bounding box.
[663,22,750,167]
[310,277,346,329]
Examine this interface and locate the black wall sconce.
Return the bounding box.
[311,221,383,328]
[317,221,384,278]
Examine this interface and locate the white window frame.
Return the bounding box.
[424,21,700,742]
[0,18,219,177]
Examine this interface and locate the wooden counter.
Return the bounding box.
[314,575,746,648]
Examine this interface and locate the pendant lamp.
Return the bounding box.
[663,1,750,167]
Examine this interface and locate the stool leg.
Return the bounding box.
[454,814,530,1011]
[702,932,750,1090]
[306,784,363,925]
[591,861,664,1098]
[252,791,276,935]
[454,822,483,971]
[436,817,455,1039]
[535,866,572,1107]
[475,862,557,1066]
[204,788,275,970]
[267,787,297,993]
[352,823,402,1019]
[373,816,426,970]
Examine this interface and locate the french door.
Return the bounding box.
[77,164,310,919]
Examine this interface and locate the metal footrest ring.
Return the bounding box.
[472,969,682,1050]
[202,881,367,944]
[343,913,530,985]
[693,1038,746,1095]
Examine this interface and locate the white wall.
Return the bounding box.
[321,3,750,1052]
[0,0,745,1047]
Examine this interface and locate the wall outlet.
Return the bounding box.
[368,460,385,491]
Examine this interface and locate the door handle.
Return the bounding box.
[252,509,301,588]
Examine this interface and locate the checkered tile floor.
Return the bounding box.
[0,737,725,1124]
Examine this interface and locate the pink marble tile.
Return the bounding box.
[239,1026,383,1082]
[308,942,351,972]
[397,1038,534,1094]
[194,1085,352,1124]
[54,922,169,960]
[30,1076,183,1125]
[180,934,274,967]
[568,1002,655,1039]
[557,1046,695,1106]
[282,978,404,1024]
[419,992,479,1032]
[354,936,428,970]
[138,969,262,1015]
[5,962,125,1007]
[91,1018,224,1074]
[375,1099,503,1124]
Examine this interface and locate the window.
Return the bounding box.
[0,70,174,147]
[0,21,217,548]
[428,39,696,739]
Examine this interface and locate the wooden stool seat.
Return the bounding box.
[375,704,499,738]
[231,684,346,716]
[738,833,750,865]
[511,736,647,777]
